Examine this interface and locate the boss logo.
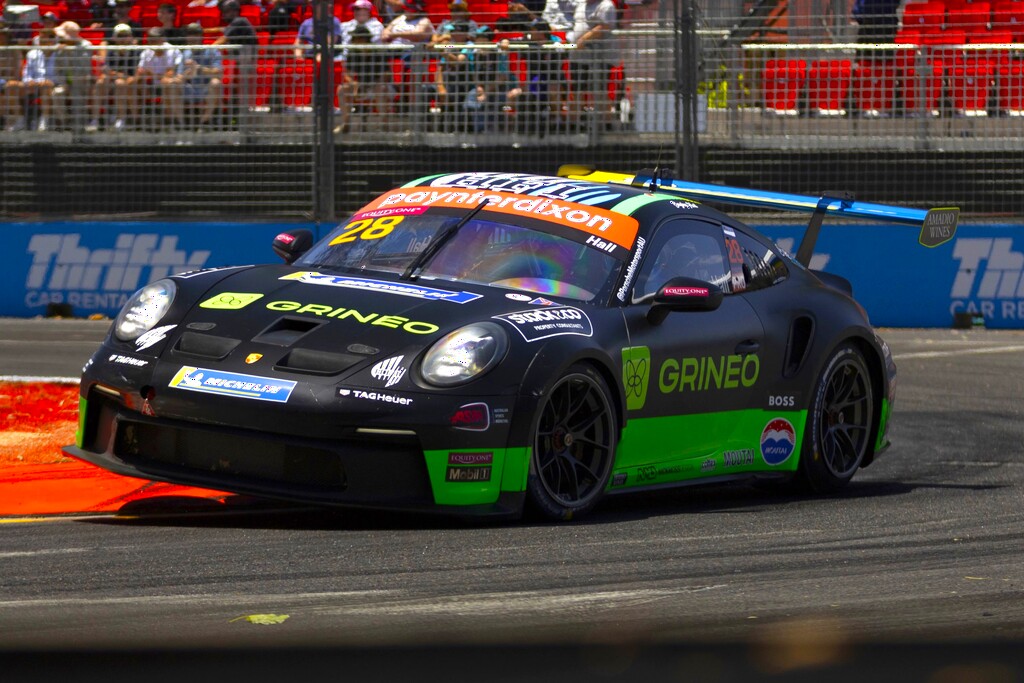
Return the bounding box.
[768,395,796,408]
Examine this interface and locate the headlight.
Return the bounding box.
[114,279,177,342]
[420,322,508,387]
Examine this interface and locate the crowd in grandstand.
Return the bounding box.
[4,0,1021,134]
[0,0,627,133]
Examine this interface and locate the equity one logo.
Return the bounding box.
[24,234,210,310]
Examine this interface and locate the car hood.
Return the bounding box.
[158,265,585,370]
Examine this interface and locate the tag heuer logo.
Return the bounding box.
[371,355,407,387]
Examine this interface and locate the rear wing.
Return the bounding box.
[558,166,960,267]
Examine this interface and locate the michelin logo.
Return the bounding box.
[24,234,210,310]
[951,238,1024,321]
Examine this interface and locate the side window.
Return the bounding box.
[732,228,790,291]
[632,220,730,300]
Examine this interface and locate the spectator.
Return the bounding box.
[19,27,60,131]
[215,0,257,120]
[382,0,434,45]
[376,0,405,27]
[335,23,390,133]
[62,0,95,27]
[0,20,27,131]
[88,22,139,131]
[341,0,385,53]
[431,1,478,46]
[215,0,258,47]
[180,22,222,128]
[852,0,900,62]
[506,18,562,134]
[32,11,63,44]
[41,11,61,31]
[136,26,184,128]
[97,0,142,39]
[53,21,94,133]
[156,3,183,44]
[496,2,537,33]
[567,0,615,125]
[541,0,577,33]
[293,5,344,60]
[383,0,433,111]
[465,33,521,132]
[265,0,296,36]
[852,0,900,44]
[432,20,477,129]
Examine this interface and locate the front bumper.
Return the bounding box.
[66,351,530,517]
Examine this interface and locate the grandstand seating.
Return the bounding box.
[996,62,1024,115]
[853,62,898,116]
[948,59,992,115]
[762,58,806,115]
[992,1,1024,40]
[806,59,851,116]
[946,1,992,33]
[902,1,946,34]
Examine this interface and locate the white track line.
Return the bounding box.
[0,376,80,384]
[893,344,1024,360]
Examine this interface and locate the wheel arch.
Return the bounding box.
[831,332,887,468]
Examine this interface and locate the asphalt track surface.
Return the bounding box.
[2,319,1024,680]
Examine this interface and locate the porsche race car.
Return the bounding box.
[63,167,958,520]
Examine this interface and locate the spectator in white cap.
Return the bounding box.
[341,0,384,58]
[53,20,94,132]
[89,22,139,131]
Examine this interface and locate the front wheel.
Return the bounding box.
[799,343,874,493]
[526,364,617,521]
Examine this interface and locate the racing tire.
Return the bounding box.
[526,363,617,521]
[799,343,874,493]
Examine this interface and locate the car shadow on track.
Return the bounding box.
[70,476,998,530]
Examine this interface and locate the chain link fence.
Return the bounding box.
[1,0,1022,219]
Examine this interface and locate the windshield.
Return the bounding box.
[298,212,621,302]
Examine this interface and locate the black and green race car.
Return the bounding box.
[63,167,957,521]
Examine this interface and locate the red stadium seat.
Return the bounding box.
[948,56,992,115]
[996,62,1024,115]
[762,58,806,115]
[239,4,261,27]
[902,1,946,34]
[276,62,314,108]
[945,1,991,32]
[853,62,898,116]
[181,5,221,28]
[806,59,851,115]
[992,0,1024,41]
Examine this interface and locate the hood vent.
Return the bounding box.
[274,348,363,376]
[253,317,322,346]
[172,332,241,360]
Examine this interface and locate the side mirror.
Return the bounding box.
[646,277,723,325]
[272,229,314,264]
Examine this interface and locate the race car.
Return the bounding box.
[63,167,958,521]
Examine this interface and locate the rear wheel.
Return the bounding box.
[527,364,617,521]
[800,343,874,492]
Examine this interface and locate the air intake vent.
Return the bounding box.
[275,348,363,376]
[253,317,322,346]
[784,316,814,377]
[173,332,241,360]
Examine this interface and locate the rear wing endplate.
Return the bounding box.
[558,166,960,266]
